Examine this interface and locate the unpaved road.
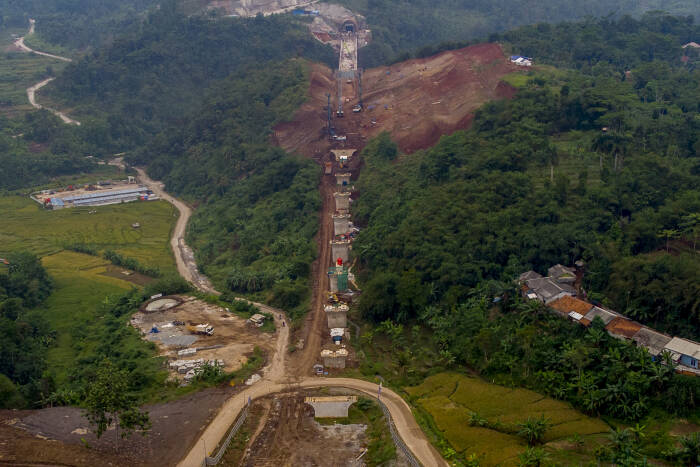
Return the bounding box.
[136,157,444,467]
[291,172,334,375]
[17,19,80,125]
[134,167,289,383]
[14,19,72,62]
[178,377,447,467]
[27,77,80,125]
[134,167,216,294]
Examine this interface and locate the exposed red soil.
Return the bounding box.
[0,384,246,466]
[274,43,520,156]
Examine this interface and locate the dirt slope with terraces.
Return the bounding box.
[274,43,519,156]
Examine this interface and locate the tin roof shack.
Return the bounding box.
[247,313,266,328]
[664,337,700,372]
[605,317,642,341]
[632,327,673,357]
[519,270,542,282]
[583,306,620,326]
[523,277,576,304]
[548,296,593,324]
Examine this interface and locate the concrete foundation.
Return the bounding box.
[304,396,357,418]
[325,303,348,328]
[331,149,357,162]
[335,172,351,188]
[321,348,348,368]
[334,192,351,213]
[332,213,351,236]
[331,240,350,264]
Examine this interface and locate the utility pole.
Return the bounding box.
[326,93,333,138]
[358,68,363,108]
[337,77,344,117]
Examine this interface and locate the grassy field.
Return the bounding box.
[406,373,609,465]
[0,196,177,273]
[0,27,67,115]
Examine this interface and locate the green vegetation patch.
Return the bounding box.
[0,28,66,114]
[408,373,608,463]
[40,250,133,386]
[0,196,176,273]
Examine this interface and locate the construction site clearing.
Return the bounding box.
[273,43,520,156]
[130,296,275,382]
[31,178,158,210]
[235,391,410,467]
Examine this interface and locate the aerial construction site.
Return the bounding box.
[0,4,521,466]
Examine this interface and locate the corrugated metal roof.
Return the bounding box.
[665,337,700,359]
[63,186,147,202]
[584,306,619,325]
[73,192,142,205]
[632,327,672,356]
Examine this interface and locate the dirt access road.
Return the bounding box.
[17,19,80,125]
[134,167,218,294]
[178,377,447,467]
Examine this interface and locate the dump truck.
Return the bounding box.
[324,161,332,175]
[187,323,214,336]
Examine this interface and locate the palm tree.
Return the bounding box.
[657,228,680,252]
[677,433,700,466]
[518,447,551,467]
[681,213,700,252]
[517,416,552,446]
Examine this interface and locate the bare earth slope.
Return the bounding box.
[274,43,517,155]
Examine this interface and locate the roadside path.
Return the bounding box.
[26,78,80,125]
[17,19,80,125]
[177,377,447,467]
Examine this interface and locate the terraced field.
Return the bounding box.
[407,373,609,465]
[0,196,177,272]
[0,194,178,385]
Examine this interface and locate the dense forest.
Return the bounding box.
[354,14,700,338]
[336,0,700,66]
[0,0,155,50]
[137,60,322,315]
[46,1,335,152]
[0,252,54,407]
[0,112,99,191]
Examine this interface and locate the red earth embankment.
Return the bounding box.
[274,43,521,156]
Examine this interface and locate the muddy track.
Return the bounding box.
[17,19,80,125]
[291,174,334,375]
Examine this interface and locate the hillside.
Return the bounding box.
[1,0,156,51]
[334,0,700,65]
[274,43,518,155]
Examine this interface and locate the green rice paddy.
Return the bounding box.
[406,373,609,465]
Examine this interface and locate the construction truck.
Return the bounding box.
[187,323,214,336]
[324,162,332,175]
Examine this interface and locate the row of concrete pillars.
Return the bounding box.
[322,161,355,369]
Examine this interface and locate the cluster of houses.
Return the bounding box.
[520,264,700,376]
